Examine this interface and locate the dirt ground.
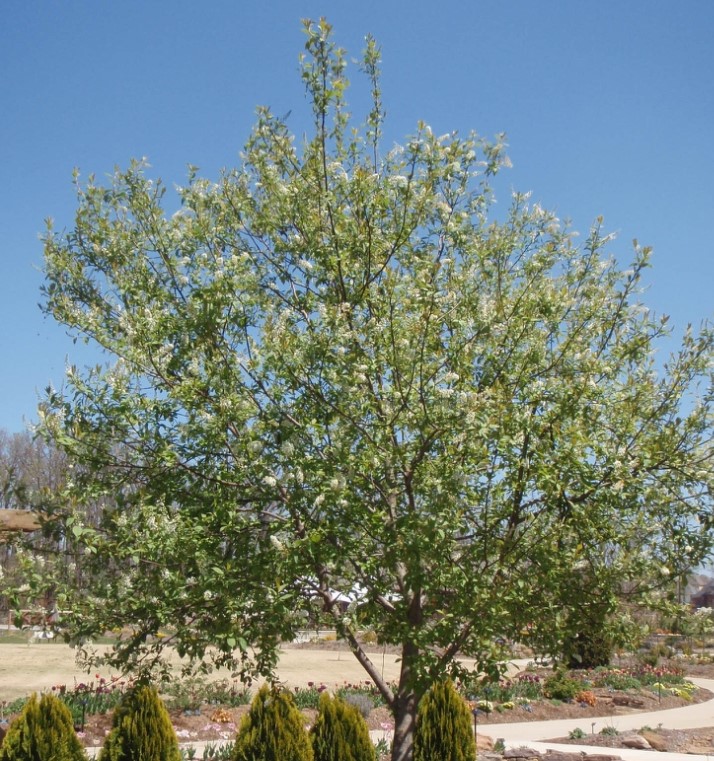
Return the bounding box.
[0,640,407,702]
[0,639,402,746]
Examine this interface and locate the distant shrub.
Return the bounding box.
[413,681,475,761]
[233,685,313,761]
[0,693,86,761]
[341,693,374,720]
[575,690,597,706]
[98,685,180,761]
[310,692,375,761]
[563,627,614,670]
[542,672,581,701]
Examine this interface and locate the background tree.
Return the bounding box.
[0,429,68,511]
[26,19,714,761]
[0,430,73,621]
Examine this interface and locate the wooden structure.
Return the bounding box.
[0,509,40,535]
[691,580,714,610]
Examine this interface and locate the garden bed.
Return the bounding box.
[477,683,709,725]
[3,656,714,753]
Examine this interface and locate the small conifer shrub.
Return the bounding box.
[0,692,87,761]
[413,681,475,761]
[98,685,180,761]
[310,692,375,761]
[232,685,313,761]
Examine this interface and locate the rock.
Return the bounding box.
[542,752,585,761]
[476,734,495,751]
[611,695,645,708]
[621,734,651,749]
[686,745,714,756]
[640,730,668,751]
[504,748,541,759]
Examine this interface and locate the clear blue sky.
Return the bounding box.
[1,1,712,433]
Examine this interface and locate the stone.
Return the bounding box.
[686,745,714,756]
[612,695,645,708]
[476,734,495,751]
[504,748,542,759]
[621,735,651,749]
[542,753,584,761]
[640,730,668,751]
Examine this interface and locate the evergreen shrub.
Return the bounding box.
[413,681,475,761]
[232,685,313,761]
[310,692,375,761]
[0,693,87,761]
[98,685,180,761]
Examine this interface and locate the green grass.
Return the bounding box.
[0,632,118,645]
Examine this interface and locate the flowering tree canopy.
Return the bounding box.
[28,20,714,761]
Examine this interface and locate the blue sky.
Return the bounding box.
[1,1,712,433]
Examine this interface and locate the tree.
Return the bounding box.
[310,691,375,761]
[0,693,87,761]
[233,686,313,761]
[0,429,68,511]
[31,18,713,761]
[0,430,72,621]
[98,685,180,761]
[413,681,474,761]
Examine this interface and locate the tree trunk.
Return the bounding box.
[389,587,425,761]
[391,690,418,761]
